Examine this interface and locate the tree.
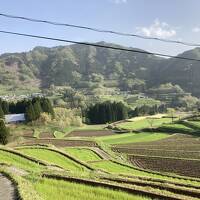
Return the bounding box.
[25,102,35,122]
[33,100,42,120]
[2,101,9,114]
[0,105,4,119]
[41,98,55,118]
[167,108,176,122]
[147,117,155,130]
[0,120,9,145]
[87,101,128,124]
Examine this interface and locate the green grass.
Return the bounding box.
[32,178,148,200]
[65,148,102,162]
[19,148,87,172]
[97,132,170,145]
[158,123,194,133]
[0,150,44,172]
[117,118,172,130]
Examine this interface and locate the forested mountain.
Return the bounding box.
[0,42,200,96]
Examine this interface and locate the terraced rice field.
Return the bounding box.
[32,178,149,200]
[157,123,195,134]
[117,118,172,130]
[68,130,114,137]
[113,134,200,178]
[0,149,44,172]
[65,148,102,162]
[113,148,200,159]
[115,134,200,151]
[18,148,87,171]
[129,155,200,178]
[97,132,170,145]
[22,138,98,147]
[39,132,55,138]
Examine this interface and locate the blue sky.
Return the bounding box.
[0,0,200,55]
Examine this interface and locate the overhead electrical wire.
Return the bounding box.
[0,30,200,62]
[0,12,200,47]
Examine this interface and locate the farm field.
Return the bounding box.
[97,132,170,145]
[129,155,200,178]
[0,149,44,172]
[113,133,200,178]
[116,117,173,130]
[18,148,87,171]
[32,177,149,200]
[2,116,200,200]
[113,148,200,159]
[21,138,98,147]
[67,130,114,137]
[65,148,102,162]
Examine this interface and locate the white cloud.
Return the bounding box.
[110,0,127,4]
[136,19,176,39]
[192,27,200,33]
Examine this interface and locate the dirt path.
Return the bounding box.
[0,174,16,200]
[90,147,112,160]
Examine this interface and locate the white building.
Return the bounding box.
[5,114,25,123]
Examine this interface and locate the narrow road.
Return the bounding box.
[0,174,16,200]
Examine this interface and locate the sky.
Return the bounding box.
[0,0,200,56]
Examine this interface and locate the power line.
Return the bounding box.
[0,29,200,62]
[0,12,199,47]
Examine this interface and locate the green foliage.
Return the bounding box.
[87,101,128,124]
[0,120,9,144]
[25,102,36,122]
[41,98,55,118]
[0,105,4,119]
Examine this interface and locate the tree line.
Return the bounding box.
[86,101,128,124]
[129,104,167,117]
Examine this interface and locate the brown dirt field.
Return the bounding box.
[39,132,55,138]
[115,134,200,151]
[21,130,34,138]
[67,130,114,137]
[112,148,200,159]
[129,155,200,178]
[21,138,98,147]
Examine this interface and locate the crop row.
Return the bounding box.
[113,147,200,159]
[129,155,200,178]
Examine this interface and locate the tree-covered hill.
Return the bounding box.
[0,42,200,97]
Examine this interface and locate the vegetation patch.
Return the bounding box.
[32,177,149,200]
[0,149,44,172]
[117,118,172,131]
[65,148,102,162]
[97,132,170,145]
[19,148,87,171]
